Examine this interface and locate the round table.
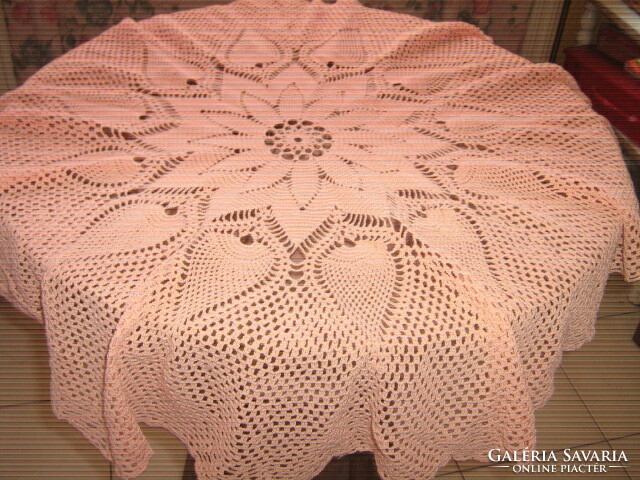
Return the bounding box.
[1,1,639,479]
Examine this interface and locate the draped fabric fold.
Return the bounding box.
[0,1,639,479]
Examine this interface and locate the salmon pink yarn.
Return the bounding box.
[1,1,639,479]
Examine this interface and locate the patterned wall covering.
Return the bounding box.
[2,0,534,85]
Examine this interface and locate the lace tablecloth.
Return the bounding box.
[1,1,639,479]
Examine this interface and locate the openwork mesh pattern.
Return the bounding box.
[1,0,639,479]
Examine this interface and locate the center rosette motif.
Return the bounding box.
[143,62,451,242]
[264,119,332,161]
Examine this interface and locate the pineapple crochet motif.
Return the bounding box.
[1,1,639,479]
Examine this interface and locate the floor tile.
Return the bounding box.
[313,454,351,479]
[563,312,640,438]
[438,472,464,480]
[435,459,461,476]
[0,298,50,406]
[534,367,605,451]
[608,434,640,480]
[597,275,640,318]
[460,442,630,479]
[0,402,110,479]
[111,425,188,480]
[456,457,496,473]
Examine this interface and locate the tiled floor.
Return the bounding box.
[0,274,638,480]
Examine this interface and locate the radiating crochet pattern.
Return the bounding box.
[1,1,639,479]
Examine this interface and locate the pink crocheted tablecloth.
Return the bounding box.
[1,1,639,479]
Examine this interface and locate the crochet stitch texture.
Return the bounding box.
[1,0,639,478]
